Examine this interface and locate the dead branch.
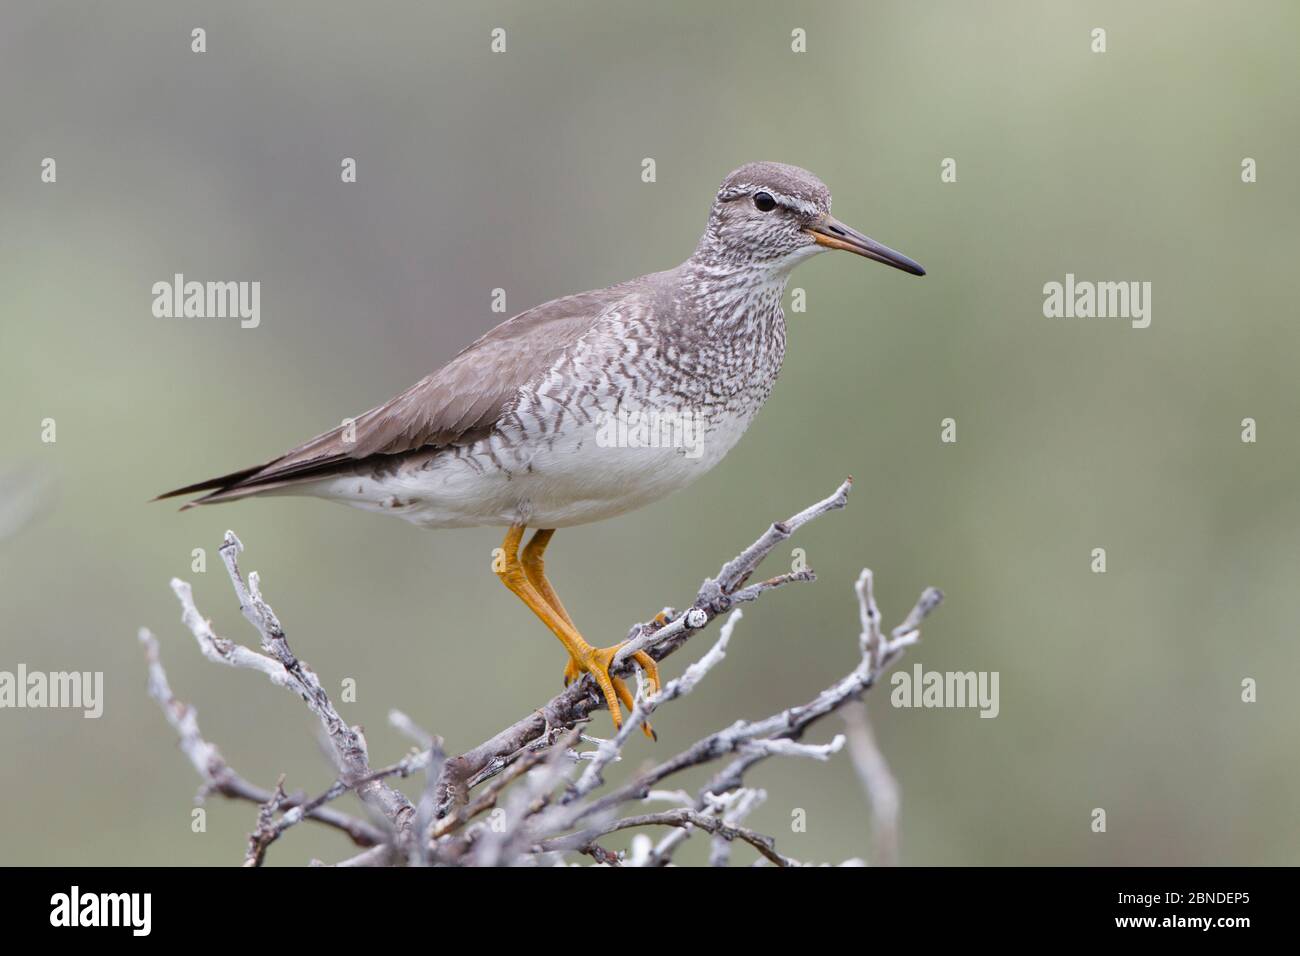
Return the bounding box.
[139,478,942,865]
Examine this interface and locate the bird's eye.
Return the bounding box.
[753,191,777,212]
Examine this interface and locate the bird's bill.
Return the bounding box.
[806,215,926,276]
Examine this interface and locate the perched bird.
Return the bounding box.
[157,162,924,734]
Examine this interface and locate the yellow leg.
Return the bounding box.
[504,527,659,737]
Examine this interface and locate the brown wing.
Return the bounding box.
[156,282,637,507]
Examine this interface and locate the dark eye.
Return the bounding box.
[753,191,776,212]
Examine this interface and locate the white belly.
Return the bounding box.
[308,406,755,529]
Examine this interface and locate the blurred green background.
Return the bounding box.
[2,0,1297,866]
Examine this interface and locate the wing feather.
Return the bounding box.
[156,282,641,506]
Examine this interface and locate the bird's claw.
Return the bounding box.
[562,642,660,740]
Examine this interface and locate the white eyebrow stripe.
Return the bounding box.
[774,193,822,216]
[717,184,822,216]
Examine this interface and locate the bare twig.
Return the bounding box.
[537,806,798,867]
[572,609,743,799]
[843,702,900,867]
[138,628,384,848]
[434,478,852,815]
[140,478,943,866]
[244,776,289,867]
[213,533,414,831]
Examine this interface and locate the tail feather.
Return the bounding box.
[152,465,267,503]
[177,478,305,510]
[155,454,361,509]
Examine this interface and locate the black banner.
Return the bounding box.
[5,867,1275,938]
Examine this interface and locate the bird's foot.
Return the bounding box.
[563,643,661,740]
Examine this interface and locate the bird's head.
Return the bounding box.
[696,161,925,278]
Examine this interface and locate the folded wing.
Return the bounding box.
[156,284,633,507]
